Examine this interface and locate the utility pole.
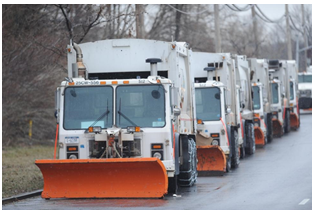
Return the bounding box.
[214,4,221,53]
[135,4,145,39]
[301,4,308,70]
[295,33,299,72]
[251,5,259,57]
[285,4,293,60]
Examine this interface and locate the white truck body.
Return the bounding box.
[233,55,256,154]
[192,52,242,169]
[56,39,198,183]
[268,60,291,135]
[247,58,272,144]
[298,67,312,110]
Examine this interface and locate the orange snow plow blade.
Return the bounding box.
[254,126,265,147]
[196,145,226,176]
[35,158,168,199]
[290,113,299,129]
[272,118,283,137]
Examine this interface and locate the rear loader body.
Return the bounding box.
[35,39,198,198]
[193,52,243,175]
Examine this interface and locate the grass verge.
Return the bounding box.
[2,144,55,198]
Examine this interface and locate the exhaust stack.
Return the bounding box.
[73,43,86,79]
[146,58,162,76]
[204,67,216,81]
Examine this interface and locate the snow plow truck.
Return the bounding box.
[35,39,198,199]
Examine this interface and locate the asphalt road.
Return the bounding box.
[3,113,312,210]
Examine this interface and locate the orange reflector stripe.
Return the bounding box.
[123,81,129,84]
[68,147,77,151]
[112,81,118,84]
[153,145,162,149]
[100,81,106,85]
[211,134,219,138]
[69,82,75,86]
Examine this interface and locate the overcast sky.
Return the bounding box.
[235,4,312,19]
[237,4,285,19]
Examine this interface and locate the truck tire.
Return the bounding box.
[245,121,255,155]
[284,108,291,133]
[178,136,197,187]
[266,113,273,143]
[231,129,240,168]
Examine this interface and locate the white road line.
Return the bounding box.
[298,199,310,205]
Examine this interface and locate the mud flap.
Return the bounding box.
[196,145,226,176]
[35,158,168,199]
[254,126,265,147]
[272,118,283,137]
[290,113,299,130]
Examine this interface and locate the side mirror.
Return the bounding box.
[173,107,181,117]
[171,86,179,107]
[226,107,231,114]
[65,77,73,83]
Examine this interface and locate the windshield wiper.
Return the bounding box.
[85,99,110,132]
[118,98,137,126]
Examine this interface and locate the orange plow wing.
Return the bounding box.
[35,158,168,199]
[290,113,299,129]
[196,145,226,176]
[254,126,265,147]
[272,118,283,137]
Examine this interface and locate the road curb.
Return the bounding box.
[2,189,42,205]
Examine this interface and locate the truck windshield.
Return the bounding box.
[252,86,261,110]
[116,85,165,128]
[195,87,221,121]
[271,83,279,104]
[290,82,294,100]
[298,75,312,83]
[64,86,113,130]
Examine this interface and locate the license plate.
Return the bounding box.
[65,137,79,144]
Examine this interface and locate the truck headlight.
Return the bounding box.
[69,154,77,159]
[153,152,162,159]
[127,126,141,133]
[212,140,219,146]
